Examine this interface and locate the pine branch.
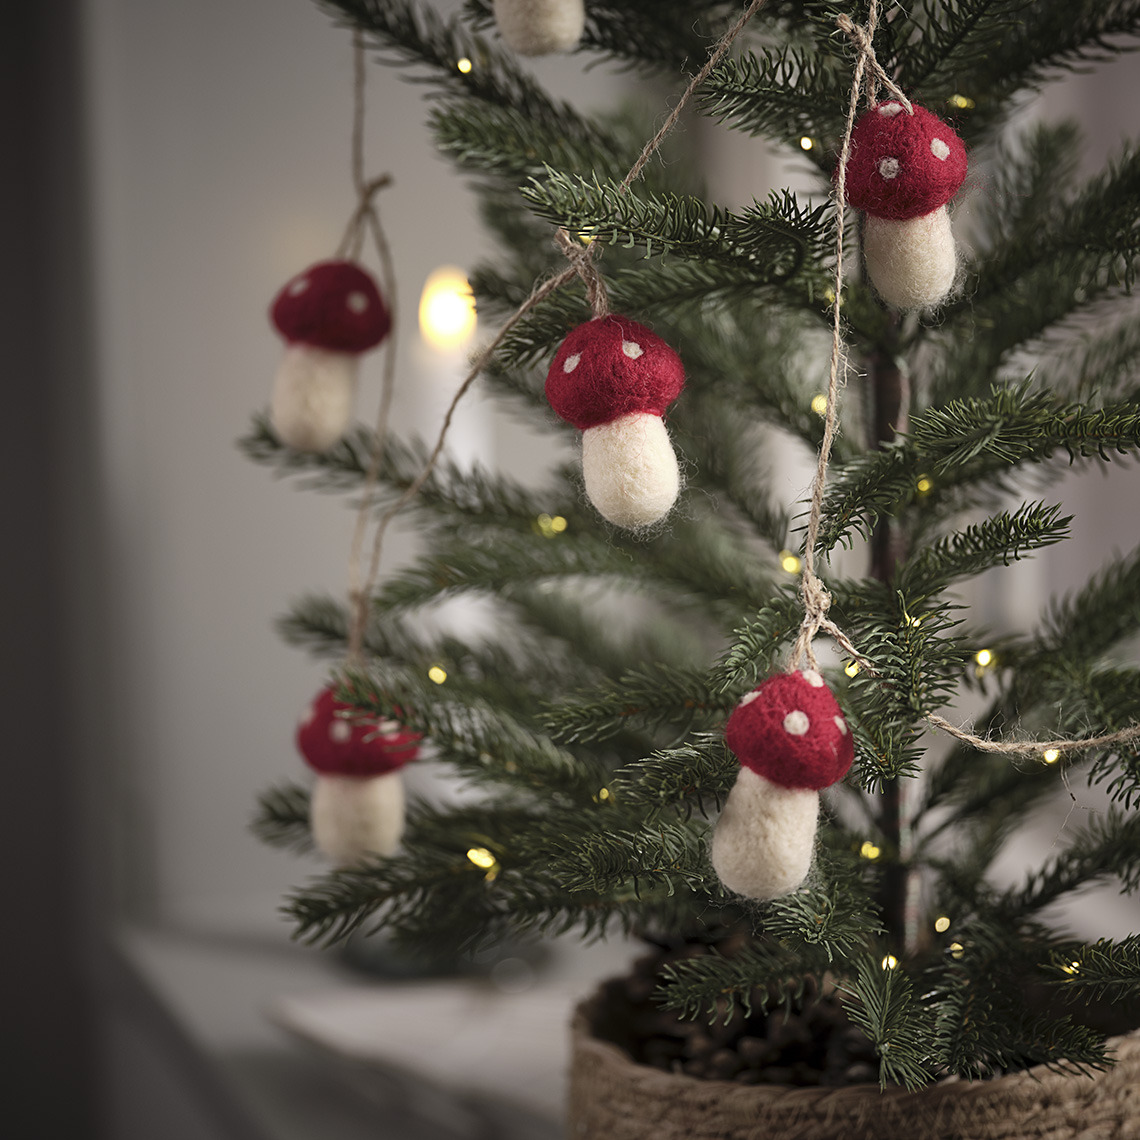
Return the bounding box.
[429,98,638,187]
[700,48,853,156]
[1036,313,1140,400]
[488,256,831,372]
[895,501,1071,599]
[895,0,1039,98]
[970,121,1084,263]
[463,0,741,72]
[546,814,716,897]
[1028,545,1140,667]
[925,919,1112,1079]
[839,956,939,1090]
[1045,935,1140,1002]
[654,942,814,1022]
[542,664,729,745]
[938,0,1140,122]
[935,140,1140,399]
[320,0,581,126]
[610,734,737,814]
[764,873,885,964]
[241,414,580,530]
[373,511,776,627]
[1000,809,1140,918]
[820,387,1140,554]
[508,587,710,683]
[677,394,797,544]
[522,172,832,287]
[340,666,608,798]
[252,782,313,853]
[284,797,715,953]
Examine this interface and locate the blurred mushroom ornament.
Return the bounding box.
[492,0,585,56]
[297,686,421,864]
[843,100,968,309]
[711,670,854,900]
[268,260,391,451]
[545,315,685,528]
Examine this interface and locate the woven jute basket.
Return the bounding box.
[567,981,1140,1140]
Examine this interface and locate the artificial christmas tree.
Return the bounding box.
[247,0,1140,1132]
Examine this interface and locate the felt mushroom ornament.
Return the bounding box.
[711,669,854,900]
[297,686,421,865]
[545,315,685,528]
[492,0,585,56]
[268,260,391,452]
[843,100,968,310]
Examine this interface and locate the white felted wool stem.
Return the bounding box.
[492,0,585,56]
[581,412,680,528]
[863,206,958,310]
[710,768,819,900]
[270,345,358,452]
[310,771,405,865]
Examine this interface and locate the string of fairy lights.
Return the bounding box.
[326,15,1105,975]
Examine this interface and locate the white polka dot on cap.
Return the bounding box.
[783,710,810,736]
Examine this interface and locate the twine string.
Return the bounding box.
[341,31,399,662]
[789,2,1140,762]
[788,8,873,672]
[344,0,769,635]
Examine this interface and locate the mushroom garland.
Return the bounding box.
[843,101,968,310]
[711,670,854,900]
[269,260,391,452]
[297,686,421,865]
[545,316,685,528]
[492,0,585,56]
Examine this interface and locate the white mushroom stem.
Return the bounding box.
[710,768,819,900]
[492,0,585,55]
[863,205,958,310]
[270,345,358,452]
[581,412,681,529]
[310,771,405,866]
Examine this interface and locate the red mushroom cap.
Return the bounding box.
[270,260,391,353]
[843,101,967,221]
[297,686,421,777]
[725,670,854,791]
[545,316,684,431]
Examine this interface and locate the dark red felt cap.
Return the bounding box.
[271,260,391,353]
[297,686,420,777]
[725,670,854,791]
[545,315,684,431]
[842,101,967,221]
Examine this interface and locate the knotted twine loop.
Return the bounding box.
[555,228,610,318]
[835,13,913,113]
[786,1,1140,763]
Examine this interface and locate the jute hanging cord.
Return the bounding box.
[345,0,770,622]
[788,4,1140,761]
[342,29,401,662]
